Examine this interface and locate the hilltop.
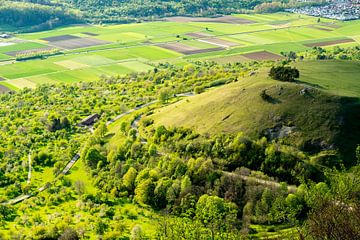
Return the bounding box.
[148,60,360,161]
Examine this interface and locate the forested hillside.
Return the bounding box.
[0,1,82,32]
[0,58,359,238]
[0,0,326,30]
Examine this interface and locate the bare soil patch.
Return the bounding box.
[48,38,111,50]
[304,38,355,47]
[41,35,80,42]
[5,47,57,57]
[197,38,240,48]
[242,51,283,61]
[0,84,10,93]
[158,43,224,55]
[165,16,256,24]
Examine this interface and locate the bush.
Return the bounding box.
[194,86,205,94]
[269,66,299,82]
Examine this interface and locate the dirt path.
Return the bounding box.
[224,171,297,193]
[27,152,32,184]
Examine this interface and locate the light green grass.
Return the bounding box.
[0,81,18,91]
[72,55,116,66]
[0,41,48,54]
[5,78,37,89]
[294,60,360,98]
[66,159,97,194]
[0,53,11,60]
[0,60,65,79]
[118,61,153,72]
[127,46,182,60]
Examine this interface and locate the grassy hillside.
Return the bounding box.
[148,60,360,159]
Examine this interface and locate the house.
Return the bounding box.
[78,113,100,126]
[0,34,11,39]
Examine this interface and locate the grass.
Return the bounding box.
[71,55,116,66]
[0,60,65,79]
[118,61,153,72]
[148,61,358,149]
[66,159,97,194]
[4,78,37,88]
[0,42,48,54]
[293,60,360,98]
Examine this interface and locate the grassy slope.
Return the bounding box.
[148,61,360,159]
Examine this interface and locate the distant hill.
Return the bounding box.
[0,0,323,29]
[0,1,82,32]
[148,61,360,163]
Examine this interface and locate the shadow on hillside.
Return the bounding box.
[295,80,325,90]
[335,97,360,166]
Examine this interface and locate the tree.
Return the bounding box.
[94,122,107,138]
[74,180,85,195]
[269,66,299,82]
[195,194,238,238]
[158,88,172,103]
[194,86,204,94]
[302,167,360,240]
[134,179,155,205]
[130,225,144,240]
[180,175,192,195]
[85,147,106,169]
[59,227,79,240]
[123,167,137,192]
[153,177,172,209]
[95,219,108,235]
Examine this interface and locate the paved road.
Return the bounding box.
[61,153,81,175]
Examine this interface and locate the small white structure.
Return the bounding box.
[0,34,11,39]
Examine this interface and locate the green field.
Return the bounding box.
[0,12,359,90]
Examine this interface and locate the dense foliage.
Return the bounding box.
[0,1,81,31]
[0,0,326,29]
[0,61,253,202]
[0,56,358,238]
[269,66,300,82]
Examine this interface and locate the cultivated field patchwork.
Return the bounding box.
[0,12,359,90]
